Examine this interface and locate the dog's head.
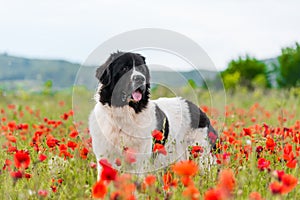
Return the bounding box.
[96,51,150,113]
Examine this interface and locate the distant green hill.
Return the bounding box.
[0,53,80,91]
[0,53,219,91]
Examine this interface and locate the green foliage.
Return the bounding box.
[222,55,270,90]
[187,79,197,89]
[1,89,300,199]
[252,74,269,88]
[276,42,300,88]
[222,71,240,90]
[42,80,53,95]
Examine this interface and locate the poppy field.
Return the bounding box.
[0,88,300,199]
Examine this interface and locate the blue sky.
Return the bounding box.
[1,0,300,70]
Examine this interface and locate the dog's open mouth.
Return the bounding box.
[130,88,143,102]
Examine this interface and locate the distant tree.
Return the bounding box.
[222,71,240,90]
[221,55,270,90]
[276,42,300,88]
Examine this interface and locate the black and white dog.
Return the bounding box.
[89,52,218,176]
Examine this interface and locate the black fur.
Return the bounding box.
[185,100,209,128]
[185,100,218,149]
[96,52,150,113]
[154,104,169,146]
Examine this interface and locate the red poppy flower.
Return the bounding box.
[3,159,12,171]
[204,188,222,200]
[90,162,97,169]
[152,129,163,141]
[144,175,156,187]
[243,127,252,136]
[201,105,209,113]
[208,132,217,144]
[99,159,118,182]
[38,190,48,197]
[18,122,28,130]
[191,145,204,158]
[123,147,137,164]
[283,143,293,159]
[163,171,177,191]
[172,160,198,177]
[191,145,204,154]
[8,121,17,131]
[153,143,167,155]
[249,192,264,200]
[110,191,120,200]
[7,104,16,110]
[182,185,200,200]
[115,158,122,166]
[257,158,270,171]
[57,178,63,184]
[46,137,60,148]
[204,169,235,199]
[39,154,47,162]
[61,113,69,120]
[266,137,276,151]
[24,173,31,179]
[273,170,285,181]
[10,170,23,179]
[256,146,263,154]
[59,100,65,106]
[14,150,30,169]
[67,141,77,150]
[112,174,136,199]
[7,146,17,153]
[59,150,73,160]
[51,185,57,192]
[69,130,78,138]
[6,134,17,143]
[181,176,193,187]
[281,174,298,194]
[286,159,297,168]
[80,147,89,159]
[217,169,235,194]
[269,181,282,194]
[216,152,231,165]
[59,144,67,151]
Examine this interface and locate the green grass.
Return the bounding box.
[0,87,299,199]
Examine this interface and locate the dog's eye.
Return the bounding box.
[136,65,145,73]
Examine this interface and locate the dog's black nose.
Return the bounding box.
[132,75,145,83]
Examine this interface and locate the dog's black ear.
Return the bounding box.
[96,66,111,85]
[141,55,146,63]
[95,52,121,85]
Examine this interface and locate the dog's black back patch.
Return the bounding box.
[208,123,218,151]
[152,104,169,161]
[185,100,209,128]
[185,100,218,150]
[154,104,169,145]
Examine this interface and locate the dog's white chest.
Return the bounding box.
[89,103,156,161]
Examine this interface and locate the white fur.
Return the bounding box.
[131,66,146,84]
[89,86,212,175]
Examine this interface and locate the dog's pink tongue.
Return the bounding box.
[132,91,142,102]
